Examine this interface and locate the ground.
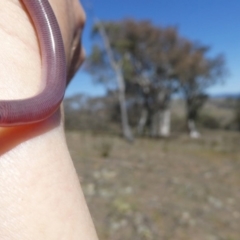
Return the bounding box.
[66,130,240,240]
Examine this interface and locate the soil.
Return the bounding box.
[66,130,240,240]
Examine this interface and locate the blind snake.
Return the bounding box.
[0,0,66,126]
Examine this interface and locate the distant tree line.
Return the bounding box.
[69,19,231,140]
[64,93,240,134]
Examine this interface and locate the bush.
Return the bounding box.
[198,114,220,129]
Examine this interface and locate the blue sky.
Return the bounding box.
[66,0,240,97]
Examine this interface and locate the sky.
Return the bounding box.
[66,0,240,97]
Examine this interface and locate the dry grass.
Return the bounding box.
[66,130,240,240]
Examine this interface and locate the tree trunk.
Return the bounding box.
[159,108,171,137]
[116,72,134,142]
[137,109,148,136]
[150,111,159,137]
[188,119,200,139]
[97,19,134,142]
[186,98,201,139]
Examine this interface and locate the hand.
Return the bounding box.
[0,1,99,239]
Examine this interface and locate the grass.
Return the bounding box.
[66,130,240,240]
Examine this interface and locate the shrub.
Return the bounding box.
[198,114,220,129]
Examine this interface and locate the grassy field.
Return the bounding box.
[66,130,240,240]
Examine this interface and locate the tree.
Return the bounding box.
[85,19,227,138]
[85,20,134,142]
[177,43,226,137]
[103,20,184,137]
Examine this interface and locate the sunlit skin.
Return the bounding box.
[0,1,99,239]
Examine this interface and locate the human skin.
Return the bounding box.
[0,0,99,240]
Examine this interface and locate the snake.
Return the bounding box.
[0,0,66,126]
